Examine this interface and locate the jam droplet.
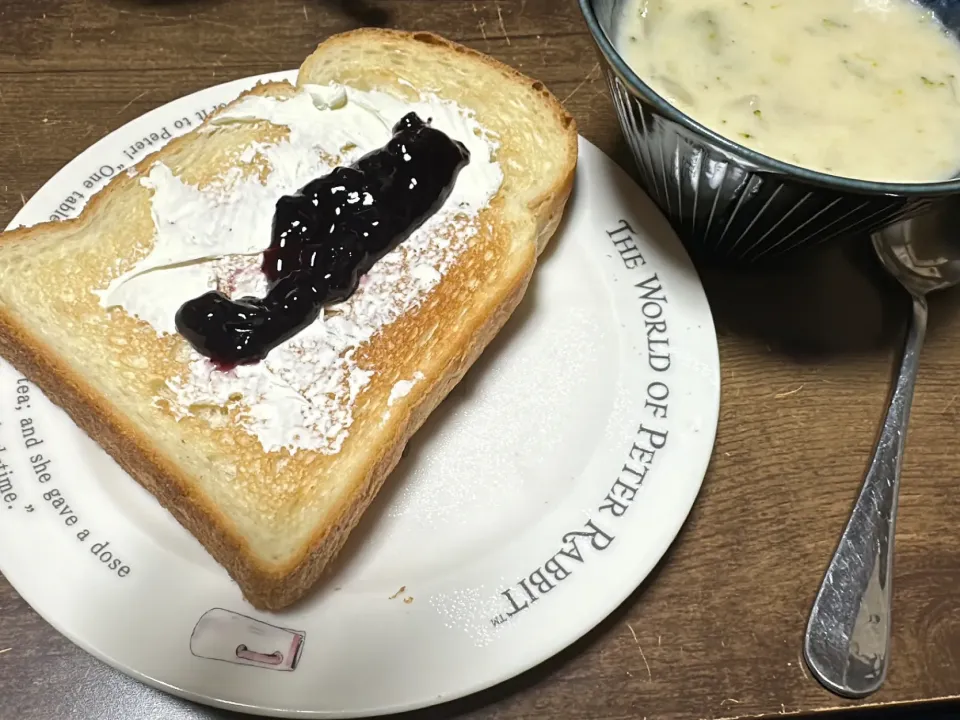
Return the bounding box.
[174,112,471,368]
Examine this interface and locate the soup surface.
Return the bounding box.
[615,0,960,183]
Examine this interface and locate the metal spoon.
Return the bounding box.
[804,204,960,699]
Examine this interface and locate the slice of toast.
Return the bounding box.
[0,29,578,610]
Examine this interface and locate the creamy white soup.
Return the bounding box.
[615,0,960,182]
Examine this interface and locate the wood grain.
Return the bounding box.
[1,1,959,719]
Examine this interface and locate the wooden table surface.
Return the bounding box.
[2,1,960,718]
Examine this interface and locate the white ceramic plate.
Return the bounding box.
[0,73,720,718]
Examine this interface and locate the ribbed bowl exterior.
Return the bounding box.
[604,67,935,263]
[582,0,960,264]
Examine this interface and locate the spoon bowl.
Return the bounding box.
[873,201,960,296]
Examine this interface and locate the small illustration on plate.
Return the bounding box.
[189,608,306,671]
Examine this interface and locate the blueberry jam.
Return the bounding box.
[174,112,471,369]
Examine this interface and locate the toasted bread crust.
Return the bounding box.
[0,29,577,610]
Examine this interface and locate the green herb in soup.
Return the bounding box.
[616,0,960,183]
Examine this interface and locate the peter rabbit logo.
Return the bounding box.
[189,608,306,671]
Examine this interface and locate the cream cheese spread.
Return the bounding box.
[95,82,504,454]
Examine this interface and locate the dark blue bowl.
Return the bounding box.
[579,0,960,263]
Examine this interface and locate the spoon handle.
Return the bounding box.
[804,292,928,698]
